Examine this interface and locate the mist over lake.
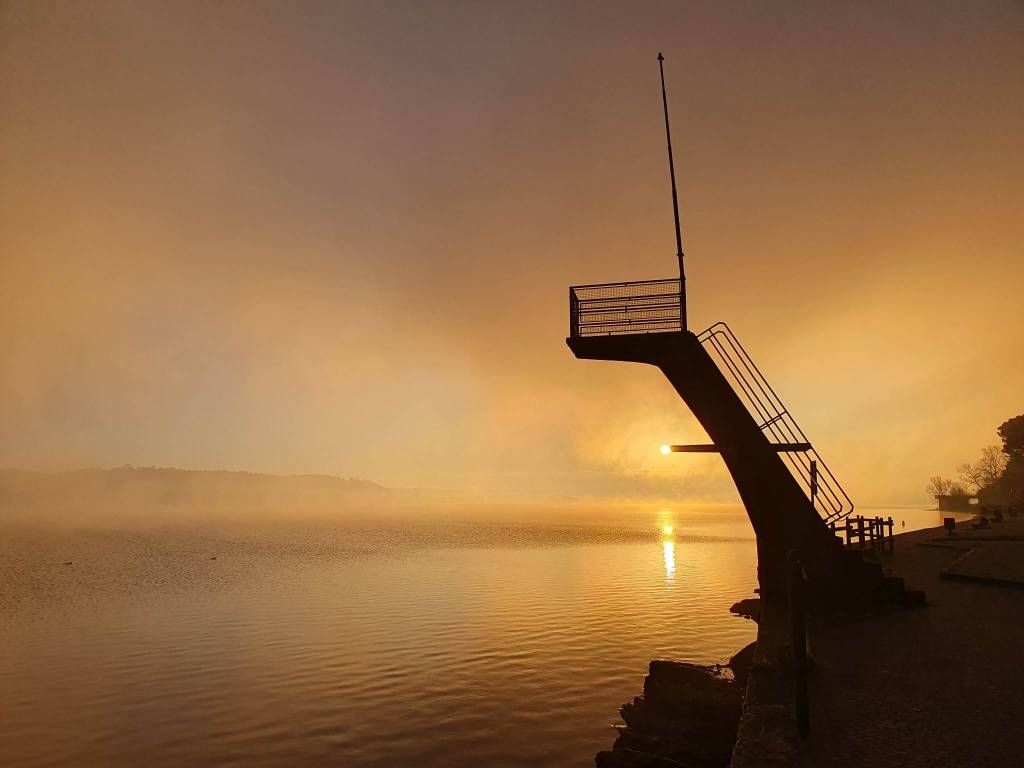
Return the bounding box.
[4,3,1019,765]
[2,469,945,767]
[2,484,754,767]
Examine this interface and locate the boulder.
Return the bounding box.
[597,659,743,768]
[729,598,761,623]
[727,642,756,687]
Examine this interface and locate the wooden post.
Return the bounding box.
[788,549,810,736]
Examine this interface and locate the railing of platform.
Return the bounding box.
[569,278,682,338]
[698,321,855,524]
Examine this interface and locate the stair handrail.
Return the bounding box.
[700,328,846,518]
[702,323,852,523]
[697,322,854,523]
[703,325,850,523]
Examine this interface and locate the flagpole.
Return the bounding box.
[657,52,686,330]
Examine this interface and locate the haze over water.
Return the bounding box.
[3,3,1018,765]
[2,501,944,768]
[3,2,1022,504]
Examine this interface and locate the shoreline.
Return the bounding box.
[595,516,979,768]
[594,599,799,768]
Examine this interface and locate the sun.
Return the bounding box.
[660,444,671,455]
[662,525,673,536]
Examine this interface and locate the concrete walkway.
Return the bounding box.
[801,516,1024,767]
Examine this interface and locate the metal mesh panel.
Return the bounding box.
[569,278,682,337]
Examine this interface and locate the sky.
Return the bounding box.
[1,1,1022,505]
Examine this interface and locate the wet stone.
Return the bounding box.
[596,658,744,768]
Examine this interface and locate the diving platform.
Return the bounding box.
[567,278,873,599]
[564,53,900,602]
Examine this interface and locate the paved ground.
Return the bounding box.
[801,516,1024,768]
[938,539,1024,585]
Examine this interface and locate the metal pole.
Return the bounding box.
[657,53,686,330]
[787,549,810,736]
[810,459,818,508]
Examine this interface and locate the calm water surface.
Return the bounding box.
[1,503,941,767]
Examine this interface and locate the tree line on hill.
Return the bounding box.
[926,414,1024,505]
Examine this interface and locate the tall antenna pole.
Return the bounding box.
[657,52,686,330]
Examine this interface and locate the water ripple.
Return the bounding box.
[1,506,764,767]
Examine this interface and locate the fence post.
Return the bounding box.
[788,549,810,736]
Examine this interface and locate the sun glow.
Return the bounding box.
[662,525,674,536]
[663,541,676,582]
[660,444,671,455]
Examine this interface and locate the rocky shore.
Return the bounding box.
[596,597,800,768]
[595,645,753,768]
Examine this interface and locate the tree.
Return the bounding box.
[998,414,1024,460]
[927,476,969,497]
[957,445,1008,493]
[947,481,970,497]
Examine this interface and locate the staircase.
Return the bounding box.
[696,322,854,527]
[567,277,895,598]
[568,277,855,528]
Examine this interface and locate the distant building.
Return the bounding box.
[936,494,976,512]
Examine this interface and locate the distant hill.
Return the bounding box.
[0,466,387,513]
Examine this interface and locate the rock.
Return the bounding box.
[729,598,761,622]
[597,659,743,768]
[642,660,738,718]
[727,642,756,687]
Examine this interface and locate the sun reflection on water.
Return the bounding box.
[657,514,677,584]
[662,540,676,582]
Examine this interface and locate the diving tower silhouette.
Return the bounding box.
[567,55,893,602]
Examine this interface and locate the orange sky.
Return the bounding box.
[2,1,1022,504]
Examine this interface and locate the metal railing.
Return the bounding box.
[697,322,855,524]
[569,278,682,338]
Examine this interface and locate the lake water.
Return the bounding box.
[1,503,942,767]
